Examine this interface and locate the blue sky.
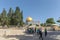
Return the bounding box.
[0,0,60,23]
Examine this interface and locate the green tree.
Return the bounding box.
[15,7,20,25]
[20,11,23,26]
[8,8,14,25]
[0,14,2,25]
[14,7,23,26]
[8,8,14,18]
[29,24,32,26]
[57,20,60,23]
[46,18,55,24]
[1,8,7,26]
[57,19,60,27]
[40,23,44,26]
[40,23,46,27]
[0,7,23,27]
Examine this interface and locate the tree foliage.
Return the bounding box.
[7,8,14,25]
[57,20,60,23]
[46,18,55,24]
[14,7,23,26]
[0,7,23,27]
[40,23,46,27]
[1,8,7,26]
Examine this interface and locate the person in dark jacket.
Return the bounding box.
[44,28,47,37]
[34,27,36,33]
[38,29,43,40]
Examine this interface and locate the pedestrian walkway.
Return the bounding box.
[0,29,60,40]
[23,31,60,40]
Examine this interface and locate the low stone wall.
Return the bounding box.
[0,29,25,36]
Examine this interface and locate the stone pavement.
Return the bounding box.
[19,31,60,40]
[6,31,60,40]
[0,29,60,40]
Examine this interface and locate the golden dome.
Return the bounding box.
[26,17,32,22]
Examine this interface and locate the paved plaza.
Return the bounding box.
[18,31,60,40]
[0,29,60,40]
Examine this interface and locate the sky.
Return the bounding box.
[0,0,60,23]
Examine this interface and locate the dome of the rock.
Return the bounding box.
[26,17,32,22]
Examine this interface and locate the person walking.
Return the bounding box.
[38,29,43,40]
[34,27,36,33]
[44,28,47,37]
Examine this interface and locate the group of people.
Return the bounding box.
[27,27,47,40]
[35,27,47,40]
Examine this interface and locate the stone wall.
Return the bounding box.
[0,29,25,36]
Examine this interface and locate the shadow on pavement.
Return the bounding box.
[43,31,60,40]
[5,31,60,40]
[6,35,34,40]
